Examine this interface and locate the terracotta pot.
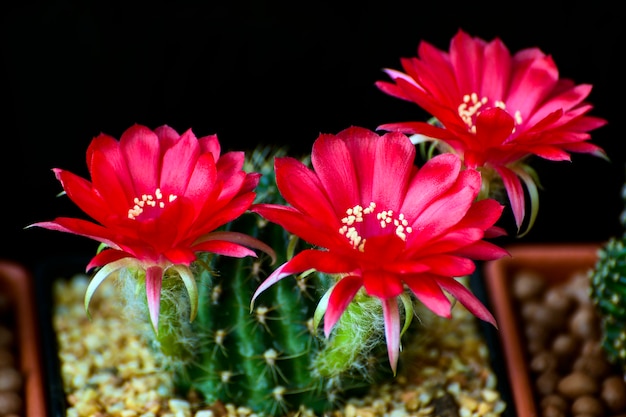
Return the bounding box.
[481,244,604,417]
[0,260,47,416]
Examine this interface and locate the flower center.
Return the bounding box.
[458,93,522,133]
[339,202,412,252]
[127,188,178,220]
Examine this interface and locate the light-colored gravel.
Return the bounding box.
[52,274,507,417]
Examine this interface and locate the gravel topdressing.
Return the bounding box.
[52,273,507,417]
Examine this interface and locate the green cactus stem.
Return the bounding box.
[185,215,331,413]
[591,237,626,372]
[170,146,393,415]
[590,181,626,375]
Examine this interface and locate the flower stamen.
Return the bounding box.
[458,93,522,133]
[128,188,178,219]
[339,202,411,252]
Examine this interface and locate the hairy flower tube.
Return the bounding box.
[376,29,607,235]
[30,124,274,332]
[250,126,509,373]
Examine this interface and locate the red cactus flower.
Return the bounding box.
[250,126,508,373]
[30,124,274,332]
[376,29,607,235]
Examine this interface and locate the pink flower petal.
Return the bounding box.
[145,265,164,333]
[404,274,452,318]
[438,277,497,327]
[382,298,401,375]
[324,275,362,337]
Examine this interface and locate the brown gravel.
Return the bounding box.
[512,269,626,417]
[52,274,507,417]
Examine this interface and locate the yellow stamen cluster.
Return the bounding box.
[458,93,522,134]
[339,202,412,252]
[378,211,412,241]
[127,188,178,220]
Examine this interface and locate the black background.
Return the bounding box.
[2,1,624,271]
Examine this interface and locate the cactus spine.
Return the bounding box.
[590,181,626,375]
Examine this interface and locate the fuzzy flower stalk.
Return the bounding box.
[376,29,607,236]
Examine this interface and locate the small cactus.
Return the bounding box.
[140,146,394,415]
[590,181,626,375]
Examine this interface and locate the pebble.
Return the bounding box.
[540,394,568,412]
[552,334,579,361]
[558,372,599,399]
[531,351,558,373]
[513,271,546,300]
[602,376,626,412]
[571,395,605,416]
[543,404,566,417]
[543,286,574,315]
[570,306,600,340]
[0,368,22,392]
[0,391,22,415]
[537,370,560,396]
[573,353,612,380]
